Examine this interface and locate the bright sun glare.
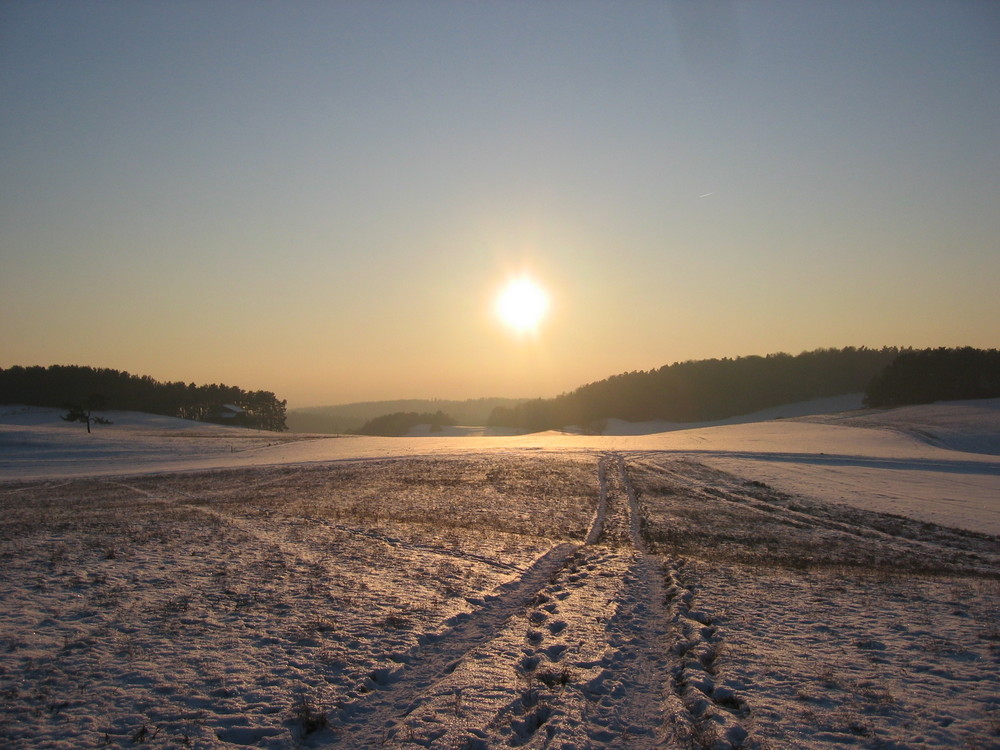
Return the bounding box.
[495,277,550,335]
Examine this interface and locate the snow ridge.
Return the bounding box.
[663,558,750,748]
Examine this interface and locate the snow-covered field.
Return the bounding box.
[1,400,998,748]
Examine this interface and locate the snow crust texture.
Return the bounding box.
[1,403,999,748]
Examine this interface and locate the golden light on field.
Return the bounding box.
[495,276,550,335]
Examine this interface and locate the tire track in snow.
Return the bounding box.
[606,458,752,749]
[504,456,752,749]
[107,459,757,748]
[104,478,526,575]
[661,558,751,749]
[637,459,1000,570]
[561,454,673,748]
[330,454,688,749]
[325,463,612,747]
[319,521,525,573]
[0,479,77,496]
[327,542,582,746]
[100,480,330,575]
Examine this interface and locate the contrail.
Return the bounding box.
[699,192,715,198]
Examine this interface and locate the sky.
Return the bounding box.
[2,1,998,408]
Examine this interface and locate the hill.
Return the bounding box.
[864,347,1000,407]
[488,347,901,432]
[0,365,288,432]
[287,397,525,434]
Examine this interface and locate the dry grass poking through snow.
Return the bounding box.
[3,451,998,749]
[630,457,1000,749]
[0,456,598,749]
[632,458,999,576]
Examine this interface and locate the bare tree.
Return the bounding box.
[62,394,113,434]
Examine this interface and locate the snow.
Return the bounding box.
[1,398,998,748]
[5,398,997,535]
[404,424,527,437]
[800,397,1000,456]
[599,393,867,436]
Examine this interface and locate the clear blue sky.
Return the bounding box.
[2,1,998,407]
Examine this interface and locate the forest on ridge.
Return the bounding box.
[4,348,997,436]
[0,365,287,431]
[488,347,1000,432]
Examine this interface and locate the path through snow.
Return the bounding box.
[327,453,696,748]
[2,449,997,748]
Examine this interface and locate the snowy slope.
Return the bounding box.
[1,400,998,749]
[3,399,997,534]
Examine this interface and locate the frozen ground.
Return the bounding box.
[3,399,997,535]
[1,399,998,748]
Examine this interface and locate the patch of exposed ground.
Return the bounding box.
[630,456,1000,748]
[3,453,997,749]
[0,456,597,749]
[632,457,999,575]
[327,453,681,749]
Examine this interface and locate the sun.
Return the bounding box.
[495,276,550,335]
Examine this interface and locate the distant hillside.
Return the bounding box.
[356,410,458,437]
[287,397,525,434]
[488,347,902,432]
[864,347,1000,407]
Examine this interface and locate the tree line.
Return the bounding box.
[863,347,1000,407]
[489,347,902,432]
[0,365,287,431]
[287,397,524,434]
[489,346,1000,432]
[355,411,457,436]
